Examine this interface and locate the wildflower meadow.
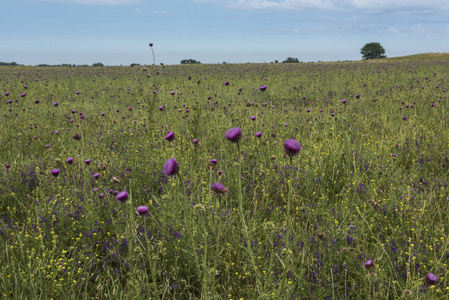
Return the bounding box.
[1,60,449,299]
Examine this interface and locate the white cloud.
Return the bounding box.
[388,26,399,34]
[38,0,139,5]
[199,0,449,12]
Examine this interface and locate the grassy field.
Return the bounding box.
[1,60,449,299]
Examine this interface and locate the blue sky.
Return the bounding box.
[1,0,449,65]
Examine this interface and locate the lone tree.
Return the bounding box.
[361,42,386,60]
[180,59,201,64]
[282,57,300,63]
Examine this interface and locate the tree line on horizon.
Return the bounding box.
[0,43,387,67]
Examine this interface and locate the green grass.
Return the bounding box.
[1,61,449,299]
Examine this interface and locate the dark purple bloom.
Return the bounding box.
[51,169,60,177]
[364,260,374,269]
[425,273,438,285]
[158,106,163,111]
[355,94,360,98]
[99,193,104,198]
[35,100,39,104]
[211,182,228,197]
[153,90,157,94]
[93,173,100,179]
[76,91,80,95]
[259,85,267,91]
[45,144,50,148]
[250,116,256,121]
[149,43,153,47]
[342,99,347,104]
[192,138,199,145]
[255,131,262,138]
[100,112,105,116]
[21,93,26,97]
[5,163,10,169]
[116,191,129,202]
[53,102,58,107]
[224,81,229,86]
[136,205,149,216]
[225,127,242,143]
[402,116,407,120]
[66,157,73,164]
[284,139,301,157]
[165,131,175,141]
[209,159,218,165]
[163,158,179,176]
[84,159,91,165]
[4,92,9,96]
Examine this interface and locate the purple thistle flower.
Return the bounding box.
[163,158,180,176]
[425,273,438,285]
[100,112,105,116]
[51,169,60,177]
[21,93,26,97]
[153,90,157,94]
[250,116,256,121]
[66,157,74,164]
[342,99,347,104]
[93,173,100,179]
[35,100,39,104]
[225,127,242,143]
[255,131,262,138]
[192,138,199,145]
[99,193,104,198]
[283,139,301,157]
[4,92,9,96]
[259,85,267,91]
[355,94,360,98]
[211,182,228,197]
[76,91,80,95]
[136,205,149,216]
[5,163,10,169]
[53,102,58,107]
[170,91,175,95]
[364,260,374,269]
[116,191,129,202]
[84,159,91,165]
[149,43,153,47]
[209,159,218,165]
[402,116,407,120]
[224,81,229,86]
[165,131,175,141]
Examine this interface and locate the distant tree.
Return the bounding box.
[180,59,201,64]
[275,60,279,63]
[0,62,19,66]
[361,42,386,60]
[282,57,300,63]
[92,62,104,67]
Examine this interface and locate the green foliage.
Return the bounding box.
[361,42,386,60]
[0,62,448,299]
[180,59,201,64]
[92,62,104,67]
[0,62,19,66]
[282,57,300,63]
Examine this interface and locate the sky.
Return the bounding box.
[1,0,449,65]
